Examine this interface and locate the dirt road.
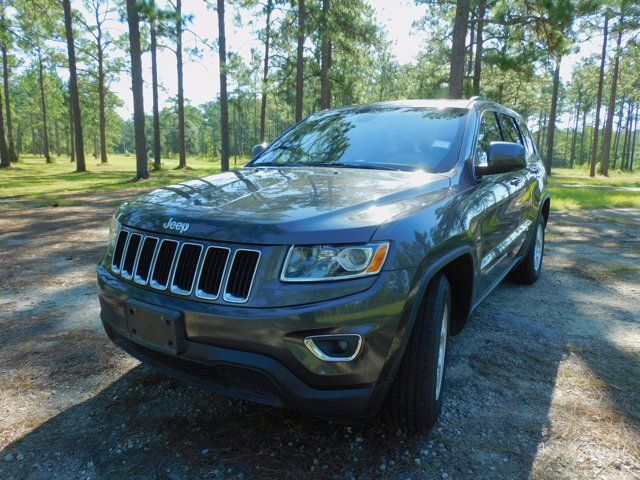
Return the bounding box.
[0,194,638,479]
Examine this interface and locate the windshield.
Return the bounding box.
[250,106,467,173]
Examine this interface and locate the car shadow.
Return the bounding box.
[1,212,638,479]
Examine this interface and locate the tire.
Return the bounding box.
[383,273,451,434]
[510,215,545,285]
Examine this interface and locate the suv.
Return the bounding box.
[98,98,549,433]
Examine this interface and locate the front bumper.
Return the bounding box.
[98,264,417,419]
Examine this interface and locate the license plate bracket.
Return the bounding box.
[125,300,185,355]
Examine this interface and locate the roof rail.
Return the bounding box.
[469,96,486,101]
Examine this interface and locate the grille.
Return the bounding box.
[195,247,230,299]
[110,228,260,304]
[121,234,142,279]
[111,231,129,273]
[171,243,202,295]
[224,250,261,303]
[134,237,158,284]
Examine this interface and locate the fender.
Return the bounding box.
[374,244,476,392]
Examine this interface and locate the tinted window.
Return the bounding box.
[499,114,522,144]
[251,107,468,173]
[475,112,502,166]
[518,120,537,159]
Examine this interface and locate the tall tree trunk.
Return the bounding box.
[544,58,561,175]
[472,0,485,95]
[448,0,470,99]
[0,78,9,167]
[295,0,305,122]
[578,105,588,165]
[569,93,581,168]
[150,17,161,169]
[466,11,474,76]
[600,13,624,177]
[612,98,625,169]
[176,0,186,168]
[320,0,332,109]
[1,43,16,162]
[259,0,272,142]
[126,0,148,179]
[68,92,75,162]
[63,0,85,172]
[217,0,230,172]
[54,119,60,157]
[589,14,609,177]
[630,105,639,171]
[620,101,633,170]
[97,40,107,163]
[37,49,51,163]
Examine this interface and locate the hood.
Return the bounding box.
[117,166,451,244]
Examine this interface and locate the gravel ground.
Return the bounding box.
[0,194,638,480]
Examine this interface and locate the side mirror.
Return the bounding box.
[476,141,526,176]
[251,143,268,159]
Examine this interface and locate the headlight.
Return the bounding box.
[108,216,121,248]
[281,242,390,282]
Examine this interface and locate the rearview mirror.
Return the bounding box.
[251,143,268,159]
[475,141,526,176]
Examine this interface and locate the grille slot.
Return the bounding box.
[134,237,158,285]
[195,247,230,299]
[121,234,142,279]
[171,243,203,295]
[111,231,129,273]
[150,240,178,290]
[224,249,260,303]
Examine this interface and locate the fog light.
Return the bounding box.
[304,334,362,362]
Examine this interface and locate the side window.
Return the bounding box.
[475,112,502,166]
[518,121,537,159]
[498,114,522,144]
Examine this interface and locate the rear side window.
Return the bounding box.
[475,111,502,166]
[499,114,522,144]
[518,121,537,159]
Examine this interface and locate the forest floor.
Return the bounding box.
[0,191,639,479]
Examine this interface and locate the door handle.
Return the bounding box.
[510,179,520,186]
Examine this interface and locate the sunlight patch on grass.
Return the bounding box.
[0,154,251,199]
[549,185,640,211]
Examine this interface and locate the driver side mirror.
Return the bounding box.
[475,141,526,176]
[251,143,268,159]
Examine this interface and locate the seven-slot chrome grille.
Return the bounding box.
[110,228,260,304]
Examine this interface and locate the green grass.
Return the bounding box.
[549,167,640,211]
[0,154,249,200]
[2,154,639,213]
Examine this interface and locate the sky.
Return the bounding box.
[103,0,600,120]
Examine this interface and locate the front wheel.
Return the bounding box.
[510,216,545,284]
[383,274,451,434]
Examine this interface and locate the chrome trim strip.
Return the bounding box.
[222,249,261,304]
[481,219,532,272]
[304,334,363,362]
[110,230,129,274]
[134,236,159,285]
[149,239,179,291]
[118,232,135,279]
[122,233,143,281]
[170,242,203,296]
[194,246,231,300]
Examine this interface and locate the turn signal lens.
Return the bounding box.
[366,243,389,274]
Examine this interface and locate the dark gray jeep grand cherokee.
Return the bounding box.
[98,98,550,433]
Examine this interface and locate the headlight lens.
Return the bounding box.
[108,216,121,248]
[281,242,389,282]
